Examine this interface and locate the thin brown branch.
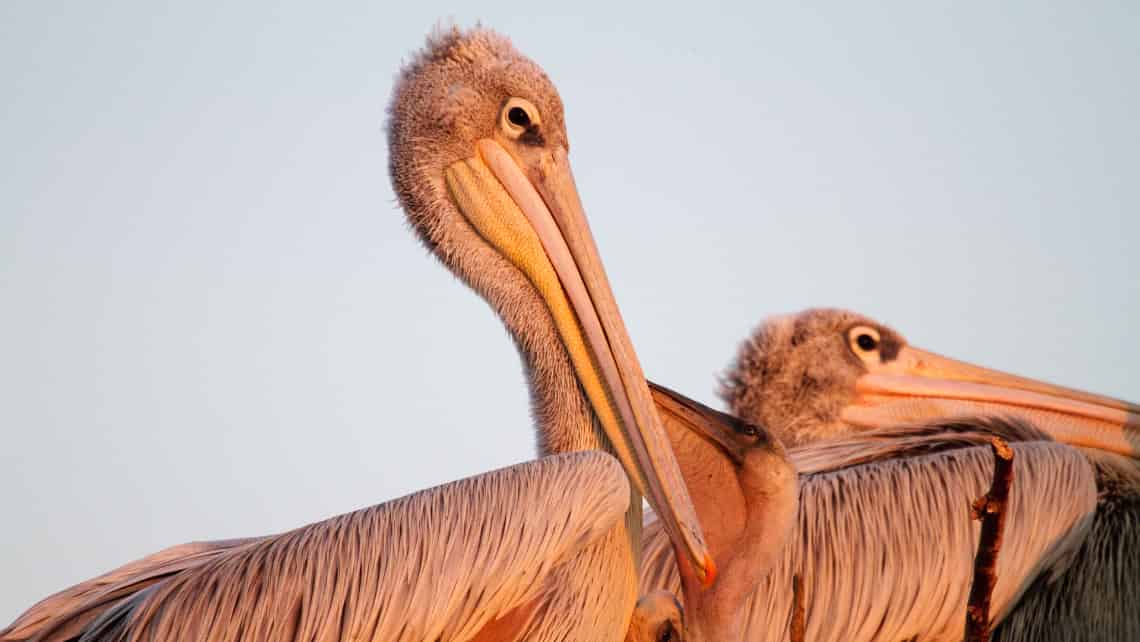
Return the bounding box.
[790,573,805,642]
[964,437,1015,642]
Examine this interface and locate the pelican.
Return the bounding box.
[716,308,1139,641]
[640,306,1140,640]
[640,307,1136,640]
[2,26,718,641]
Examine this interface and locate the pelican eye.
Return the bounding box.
[656,621,677,642]
[500,97,542,140]
[507,106,530,127]
[736,423,760,438]
[848,325,882,361]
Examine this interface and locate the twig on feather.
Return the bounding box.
[964,437,1015,642]
[790,573,806,642]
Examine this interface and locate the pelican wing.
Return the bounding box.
[5,451,630,642]
[641,439,1097,641]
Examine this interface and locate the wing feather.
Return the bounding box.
[5,451,628,642]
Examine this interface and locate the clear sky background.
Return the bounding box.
[2,1,1137,622]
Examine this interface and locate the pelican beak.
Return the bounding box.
[689,422,750,467]
[842,346,1140,458]
[443,140,715,586]
[649,382,751,466]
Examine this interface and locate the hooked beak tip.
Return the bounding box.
[701,554,718,588]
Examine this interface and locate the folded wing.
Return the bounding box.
[5,451,630,642]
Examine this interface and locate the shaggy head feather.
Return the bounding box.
[719,308,907,447]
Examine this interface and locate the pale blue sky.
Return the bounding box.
[2,1,1137,622]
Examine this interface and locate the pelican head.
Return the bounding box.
[720,308,1140,456]
[626,591,685,642]
[387,27,713,582]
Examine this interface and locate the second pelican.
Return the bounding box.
[720,308,1139,641]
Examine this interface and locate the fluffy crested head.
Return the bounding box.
[719,308,907,447]
[388,26,567,245]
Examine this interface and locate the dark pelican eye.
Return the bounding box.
[848,324,883,360]
[507,106,531,127]
[501,98,543,141]
[856,333,878,351]
[736,423,760,438]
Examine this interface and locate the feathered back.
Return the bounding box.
[641,440,1097,641]
[6,452,629,642]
